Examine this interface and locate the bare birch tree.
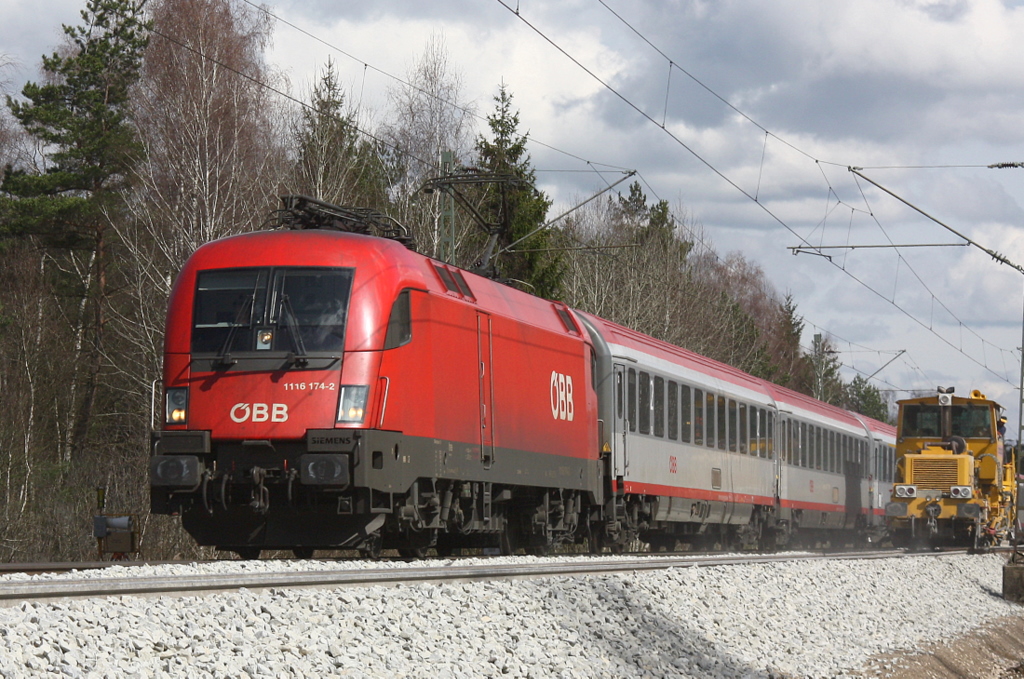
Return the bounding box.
[382,32,477,259]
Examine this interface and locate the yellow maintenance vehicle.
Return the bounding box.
[885,387,1016,551]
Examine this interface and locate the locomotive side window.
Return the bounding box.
[667,381,678,440]
[192,267,353,355]
[694,389,704,445]
[639,371,651,435]
[451,270,474,298]
[628,369,637,433]
[681,385,692,443]
[384,290,412,349]
[434,264,460,293]
[654,376,665,438]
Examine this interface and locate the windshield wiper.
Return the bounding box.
[280,294,309,367]
[215,296,256,369]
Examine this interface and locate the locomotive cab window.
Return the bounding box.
[384,290,412,349]
[193,267,354,355]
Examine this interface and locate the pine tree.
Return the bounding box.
[474,85,560,298]
[844,376,892,423]
[0,0,150,460]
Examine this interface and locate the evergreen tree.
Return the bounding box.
[0,0,150,460]
[474,85,560,298]
[292,58,387,208]
[844,375,892,423]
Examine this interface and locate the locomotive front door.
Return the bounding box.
[477,312,494,468]
[611,364,628,478]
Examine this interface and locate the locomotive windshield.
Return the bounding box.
[192,267,354,355]
[900,403,992,439]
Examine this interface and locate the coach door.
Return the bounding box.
[611,364,629,477]
[844,456,862,523]
[477,312,494,468]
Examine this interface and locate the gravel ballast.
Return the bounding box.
[0,552,1019,678]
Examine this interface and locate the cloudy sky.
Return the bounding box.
[6,0,1024,430]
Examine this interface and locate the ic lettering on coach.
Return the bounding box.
[549,371,574,422]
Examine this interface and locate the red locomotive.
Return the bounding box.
[150,197,895,558]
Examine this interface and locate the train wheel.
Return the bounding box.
[235,547,261,560]
[292,547,314,559]
[397,548,427,558]
[359,533,382,559]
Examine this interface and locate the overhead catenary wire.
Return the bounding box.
[145,0,938,394]
[493,0,1017,388]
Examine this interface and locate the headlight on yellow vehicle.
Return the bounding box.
[894,485,917,498]
[949,485,973,499]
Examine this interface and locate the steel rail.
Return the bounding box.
[0,549,973,604]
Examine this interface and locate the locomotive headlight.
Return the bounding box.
[337,385,368,423]
[894,485,917,498]
[165,387,188,425]
[257,329,274,350]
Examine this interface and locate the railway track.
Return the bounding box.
[0,548,979,604]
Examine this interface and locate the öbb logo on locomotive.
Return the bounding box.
[550,371,574,422]
[229,403,289,423]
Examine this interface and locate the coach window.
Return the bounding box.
[767,412,775,458]
[616,370,623,420]
[816,427,824,469]
[653,376,665,437]
[749,409,759,457]
[757,409,765,462]
[800,422,808,467]
[667,381,678,440]
[727,400,737,452]
[787,419,795,464]
[717,396,728,451]
[826,431,835,472]
[681,385,693,443]
[738,404,748,454]
[695,390,707,446]
[639,372,651,435]
[628,369,637,433]
[706,392,717,449]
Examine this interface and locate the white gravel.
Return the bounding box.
[0,552,1020,678]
